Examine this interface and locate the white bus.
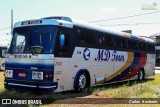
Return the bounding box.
[0,46,7,71]
[4,16,155,92]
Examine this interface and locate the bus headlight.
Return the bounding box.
[5,70,13,78]
[32,71,43,80]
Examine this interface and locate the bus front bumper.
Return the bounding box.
[4,79,58,92]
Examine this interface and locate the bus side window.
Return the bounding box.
[139,43,147,52]
[78,29,96,46]
[147,44,155,53]
[128,40,138,51]
[104,36,112,48]
[133,41,138,50]
[99,35,112,48]
[115,38,126,49]
[56,33,70,57]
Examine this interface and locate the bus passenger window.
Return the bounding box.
[99,35,112,48]
[139,43,147,51]
[115,38,126,49]
[148,44,155,53]
[99,37,102,45]
[105,36,112,47]
[78,29,96,46]
[128,40,138,51]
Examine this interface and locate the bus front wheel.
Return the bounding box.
[75,73,87,92]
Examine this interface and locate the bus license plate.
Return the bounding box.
[18,72,26,78]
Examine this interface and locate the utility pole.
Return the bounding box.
[11,9,13,34]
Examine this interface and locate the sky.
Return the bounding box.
[0,0,160,46]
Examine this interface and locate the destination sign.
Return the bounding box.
[21,20,42,25]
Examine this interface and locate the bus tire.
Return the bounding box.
[137,69,145,81]
[74,72,87,92]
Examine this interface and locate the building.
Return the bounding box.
[150,33,160,66]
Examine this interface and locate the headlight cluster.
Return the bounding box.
[32,71,43,80]
[5,70,13,78]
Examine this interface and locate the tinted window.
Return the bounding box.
[55,32,70,57]
[128,40,138,50]
[99,34,112,48]
[115,38,127,49]
[139,43,147,51]
[78,29,96,46]
[148,44,155,53]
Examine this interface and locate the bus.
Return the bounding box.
[0,46,7,71]
[4,16,155,92]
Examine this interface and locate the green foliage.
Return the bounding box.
[132,83,152,97]
[138,92,154,98]
[92,75,160,98]
[148,74,160,85]
[110,85,130,98]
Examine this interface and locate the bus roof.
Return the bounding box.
[14,16,154,43]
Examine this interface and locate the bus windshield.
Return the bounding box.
[9,25,58,54]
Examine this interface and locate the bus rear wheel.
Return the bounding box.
[75,73,87,92]
[138,69,145,81]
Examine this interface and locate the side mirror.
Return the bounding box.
[59,34,65,47]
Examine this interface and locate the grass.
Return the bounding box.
[0,71,4,91]
[0,72,160,107]
[92,74,160,98]
[148,74,160,85]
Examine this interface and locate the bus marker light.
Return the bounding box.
[74,65,78,68]
[45,74,49,79]
[49,74,52,77]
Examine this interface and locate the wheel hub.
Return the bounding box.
[79,75,86,89]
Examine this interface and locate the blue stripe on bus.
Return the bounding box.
[107,52,140,82]
[6,62,54,70]
[130,34,138,39]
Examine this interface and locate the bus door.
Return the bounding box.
[54,30,73,92]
